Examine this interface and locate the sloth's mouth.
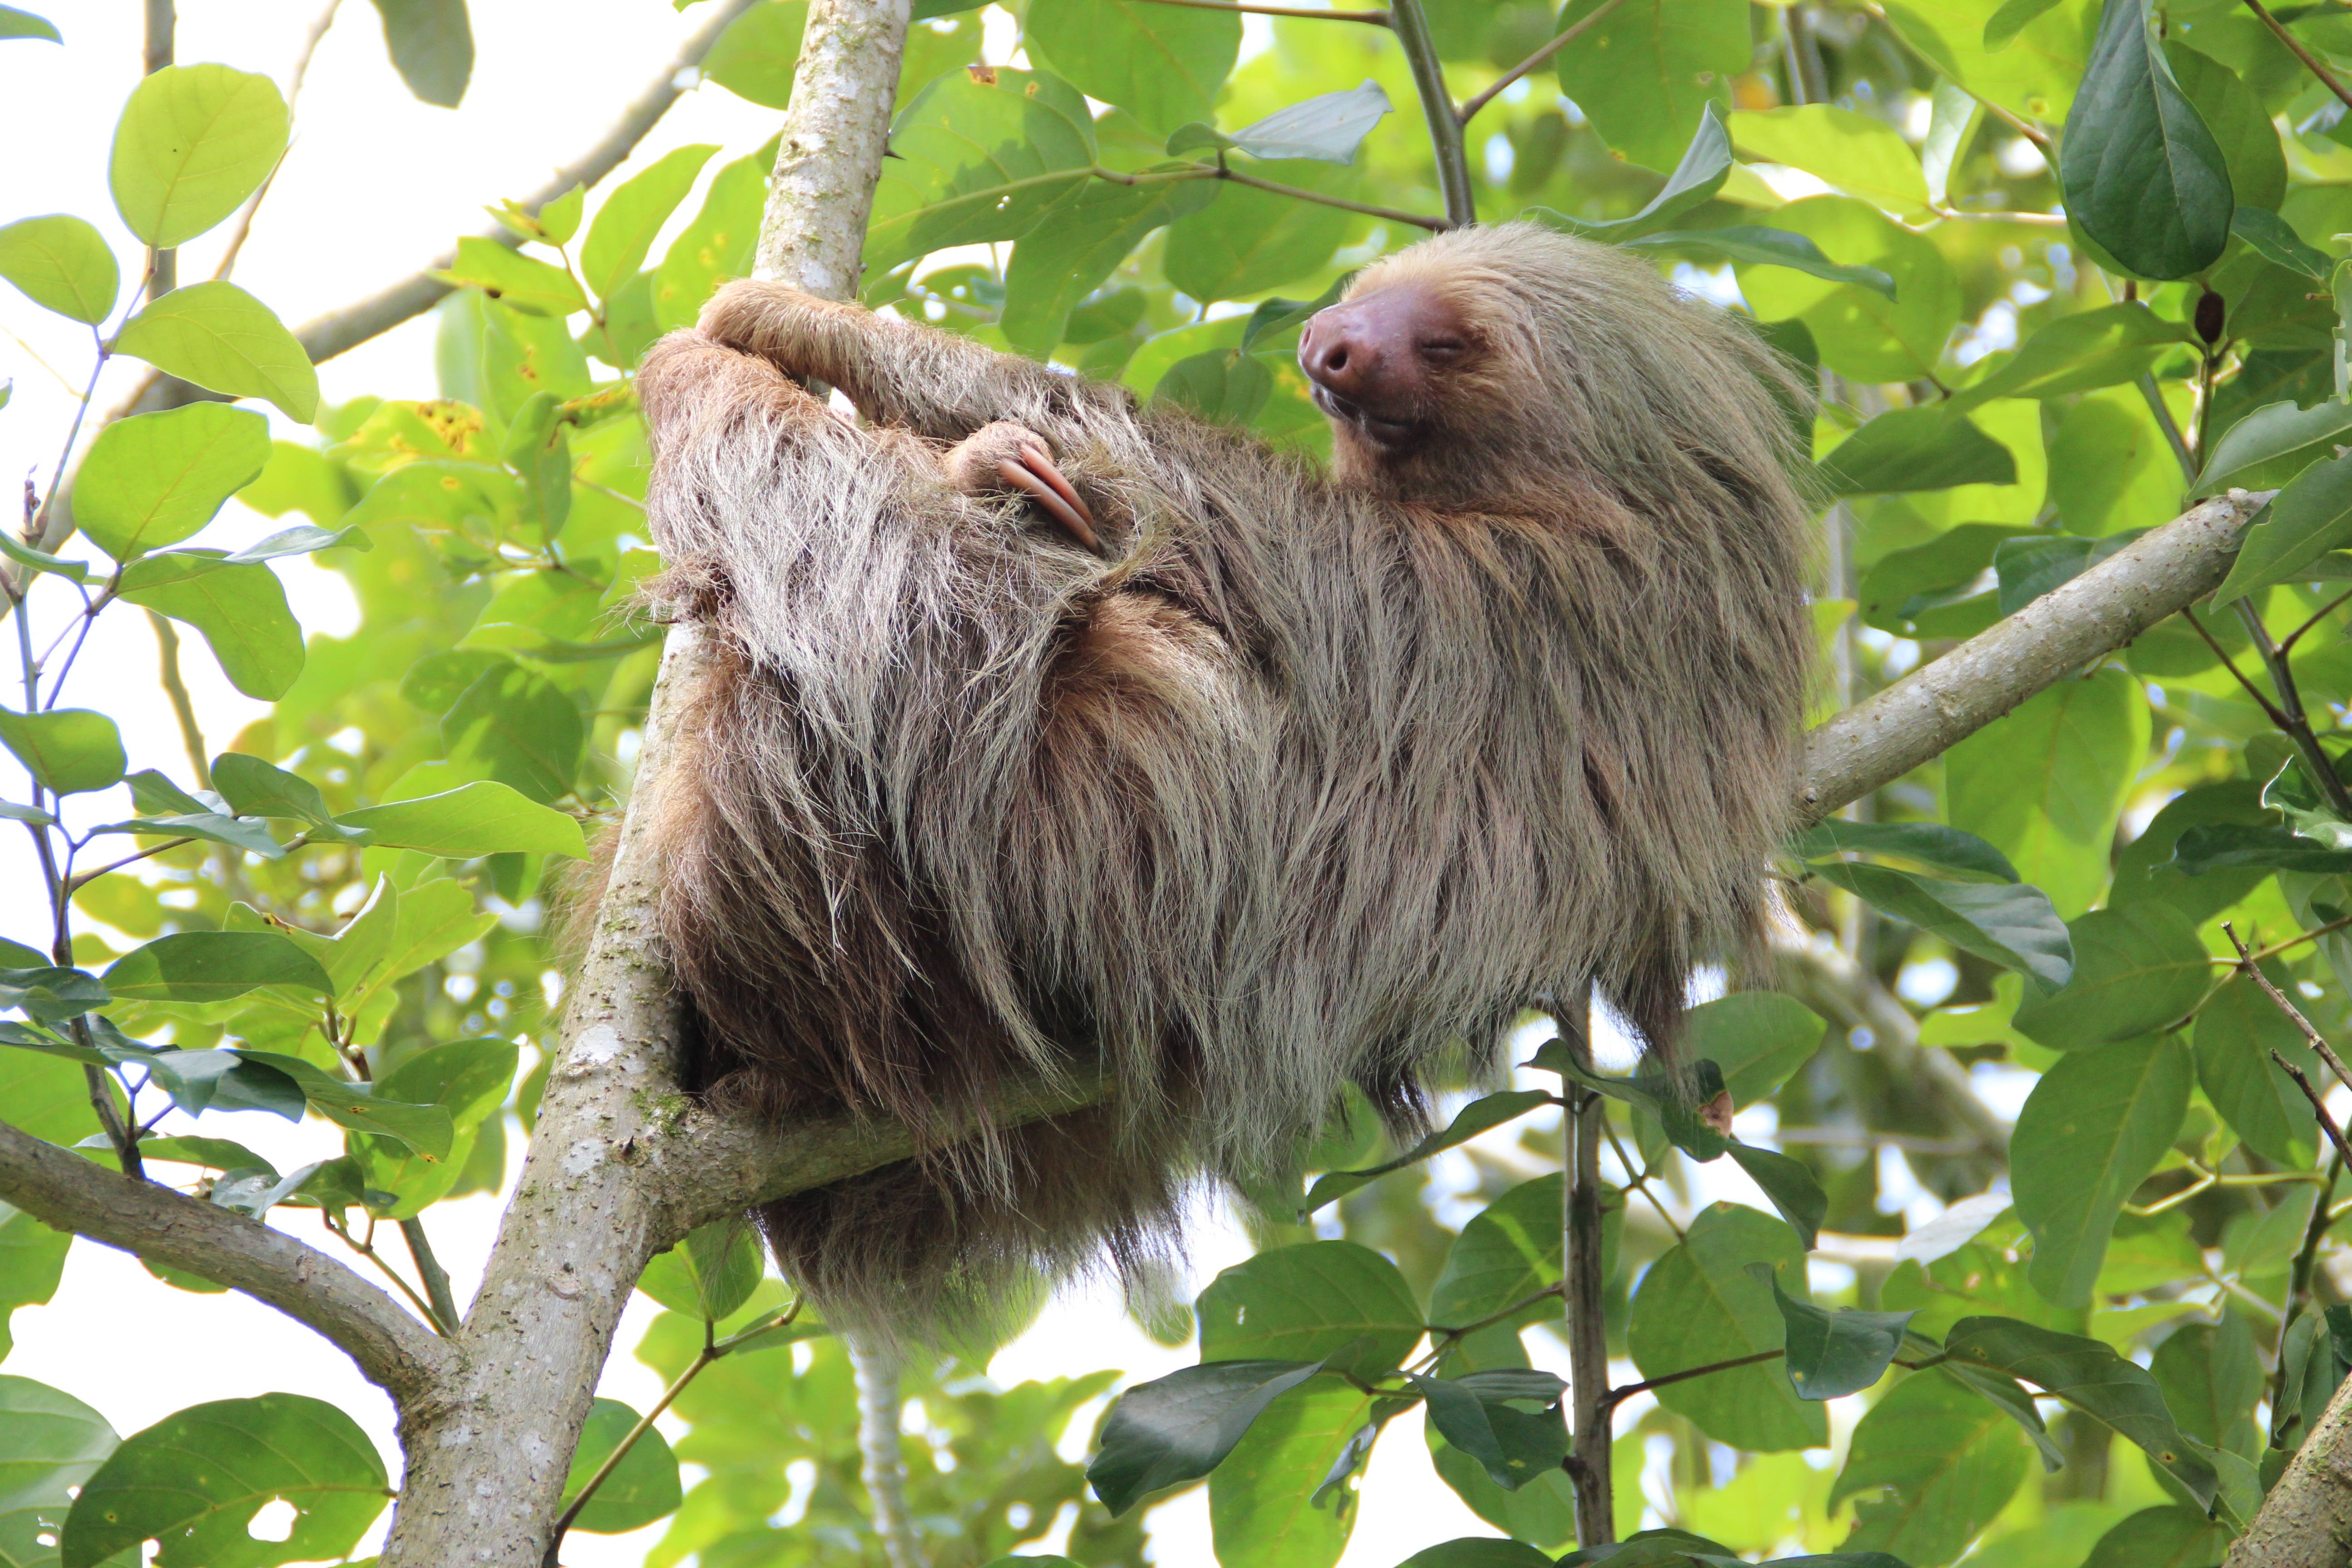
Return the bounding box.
[1310,383,1422,450]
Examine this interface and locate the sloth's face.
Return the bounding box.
[1298,280,1478,458]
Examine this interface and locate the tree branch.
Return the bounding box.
[1798,490,2269,818]
[1386,0,1473,227]
[0,1117,456,1410]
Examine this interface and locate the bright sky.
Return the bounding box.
[0,6,1965,1565]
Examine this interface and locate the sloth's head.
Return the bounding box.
[1300,220,1811,522]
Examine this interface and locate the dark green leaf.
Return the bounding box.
[559,1398,681,1534]
[1942,1315,2219,1506]
[1945,304,2193,411]
[1408,1370,1567,1492]
[579,144,717,304]
[1088,1359,1326,1516]
[1029,0,1240,137]
[0,709,123,796]
[1815,407,2016,495]
[1626,1203,1823,1452]
[2083,1504,2234,1568]
[1164,172,1351,302]
[2061,0,2234,279]
[2149,1313,2261,1456]
[369,0,472,106]
[108,65,289,249]
[1197,1240,1423,1381]
[2171,821,2352,873]
[102,932,332,1004]
[1002,181,1216,355]
[1724,1143,1828,1251]
[441,662,583,802]
[1940,1358,2066,1470]
[867,68,1096,272]
[337,781,588,858]
[1625,226,1897,297]
[1207,1373,1367,1567]
[1808,861,2073,993]
[1301,1090,1551,1215]
[1427,1174,1591,1333]
[1553,0,1748,174]
[0,967,108,1023]
[1152,348,1273,425]
[1985,0,2065,49]
[1527,107,1730,239]
[112,281,318,422]
[1797,820,2019,884]
[60,1392,387,1568]
[1392,1542,1555,1568]
[2197,398,2352,497]
[1685,992,1828,1107]
[1855,523,2031,636]
[1993,532,2137,616]
[1536,1048,1730,1159]
[2011,904,2211,1048]
[0,1375,116,1568]
[2194,965,2322,1164]
[1830,1367,2034,1568]
[0,215,118,324]
[2217,451,2352,603]
[207,753,340,831]
[2231,206,2330,279]
[229,1049,455,1157]
[2166,43,2282,211]
[133,1135,277,1171]
[2011,1037,2194,1307]
[1750,1264,1913,1400]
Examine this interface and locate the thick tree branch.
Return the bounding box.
[0,1117,456,1409]
[1798,490,2268,818]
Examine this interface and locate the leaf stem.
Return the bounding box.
[1095,163,1448,230]
[1386,0,1473,226]
[1602,1348,1785,1411]
[325,1212,452,1333]
[2227,922,2352,1096]
[1600,1116,1684,1241]
[2239,598,2352,819]
[2284,587,2352,658]
[2241,0,2352,111]
[1457,0,1632,125]
[2210,914,2352,967]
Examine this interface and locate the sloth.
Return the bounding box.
[630,220,1815,1342]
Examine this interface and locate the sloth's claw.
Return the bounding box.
[996,447,1101,554]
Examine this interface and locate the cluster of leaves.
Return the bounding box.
[24,0,2352,1565]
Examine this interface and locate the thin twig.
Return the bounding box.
[325,1213,452,1334]
[2141,372,2199,481]
[398,1219,461,1336]
[1387,0,1472,226]
[1458,0,1632,124]
[1931,206,2067,227]
[2278,1056,2352,1166]
[2210,914,2352,967]
[2238,597,2352,819]
[1095,163,1448,230]
[2243,0,2352,110]
[1599,1117,1684,1241]
[147,611,209,788]
[2283,586,2352,658]
[1603,1348,1784,1411]
[1133,0,1389,20]
[2274,1155,2346,1415]
[64,837,198,893]
[2228,922,2352,1096]
[2183,606,2293,729]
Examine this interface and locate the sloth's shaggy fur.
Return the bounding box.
[631,221,1815,1343]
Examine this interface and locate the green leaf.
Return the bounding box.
[1728,105,1930,217]
[0,1207,69,1360]
[1944,668,2148,918]
[1197,1240,1423,1382]
[652,150,768,328]
[558,1398,681,1534]
[2194,966,2321,1164]
[1428,1175,1585,1333]
[1627,225,1897,299]
[84,810,285,861]
[0,5,60,41]
[702,1,807,108]
[1553,0,1748,173]
[2083,1505,2236,1568]
[2230,206,2330,279]
[1797,820,2019,884]
[637,1220,764,1321]
[1165,172,1351,303]
[2149,1312,2261,1456]
[866,68,1096,272]
[1942,1315,2219,1507]
[2216,452,2352,604]
[132,1135,276,1171]
[2010,904,2212,1048]
[102,932,332,1004]
[108,64,289,249]
[1524,106,1730,239]
[1408,1370,1567,1492]
[2170,822,2352,875]
[1626,1203,1824,1451]
[1816,407,2016,495]
[1392,1544,1554,1568]
[1001,179,1214,355]
[1687,994,1827,1109]
[113,281,319,422]
[1029,0,1239,137]
[0,526,89,585]
[2165,42,2282,212]
[338,781,588,858]
[440,662,583,802]
[208,753,339,830]
[2060,0,2234,280]
[230,1049,455,1156]
[2196,398,2352,497]
[1724,1143,1828,1251]
[0,215,118,324]
[370,0,473,107]
[1170,80,1394,165]
[1539,1050,1731,1160]
[1208,1375,1367,1568]
[0,1375,116,1568]
[431,235,587,318]
[1301,1091,1550,1215]
[1088,1359,1327,1516]
[73,404,271,561]
[1946,303,2192,411]
[1808,861,2073,993]
[1857,523,2030,636]
[59,1392,387,1568]
[0,967,108,1022]
[579,144,717,304]
[120,556,305,701]
[1751,1265,1913,1400]
[1830,1368,2034,1568]
[0,709,123,796]
[2011,1038,2193,1308]
[1993,532,2136,615]
[1985,0,2065,49]
[1152,348,1273,424]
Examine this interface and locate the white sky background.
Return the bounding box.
[0,6,1975,1565]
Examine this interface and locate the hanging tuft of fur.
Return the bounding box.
[628,221,1816,1347]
